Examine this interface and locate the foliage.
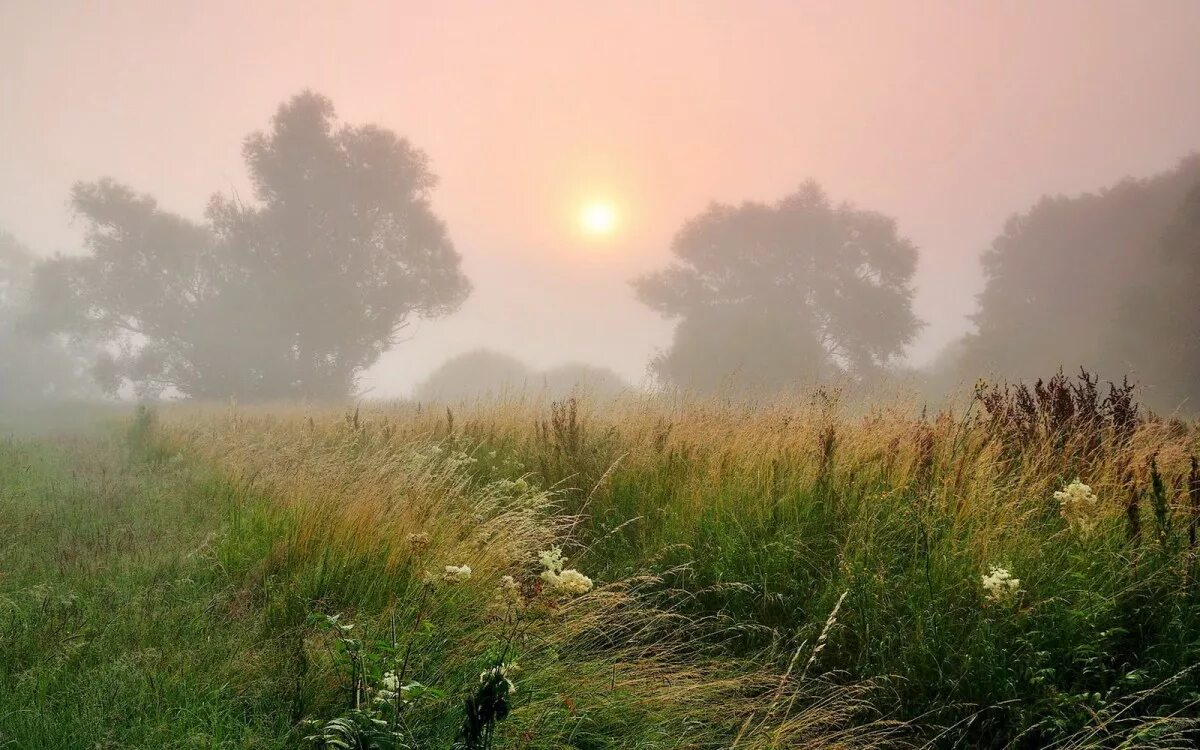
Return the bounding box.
[225,386,1200,747]
[634,181,922,393]
[961,155,1200,411]
[29,92,470,400]
[1107,177,1200,411]
[412,350,533,402]
[10,385,1200,748]
[0,229,95,405]
[413,349,628,403]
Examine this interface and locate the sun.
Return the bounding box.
[579,201,618,236]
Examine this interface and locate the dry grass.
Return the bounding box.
[150,382,1200,747]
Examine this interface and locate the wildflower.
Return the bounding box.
[1054,478,1100,534]
[406,532,431,549]
[538,546,566,574]
[443,564,473,583]
[450,450,478,467]
[498,575,523,605]
[538,545,593,595]
[981,566,1021,604]
[480,662,519,694]
[543,568,594,595]
[375,670,414,705]
[318,613,355,634]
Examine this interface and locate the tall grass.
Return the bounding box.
[157,376,1200,747]
[159,401,891,748]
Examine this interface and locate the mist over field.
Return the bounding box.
[4,3,1200,749]
[3,0,1200,408]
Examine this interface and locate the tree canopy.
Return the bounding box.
[960,156,1200,409]
[412,349,628,403]
[634,182,921,393]
[0,230,94,404]
[1105,174,1200,409]
[32,91,470,400]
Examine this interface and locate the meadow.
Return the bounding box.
[3,372,1200,748]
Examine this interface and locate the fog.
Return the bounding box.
[2,1,1200,405]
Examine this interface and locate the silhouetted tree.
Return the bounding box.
[1105,175,1200,409]
[413,350,629,402]
[538,363,628,400]
[961,157,1200,389]
[412,350,532,402]
[31,92,470,399]
[0,230,94,403]
[634,182,921,393]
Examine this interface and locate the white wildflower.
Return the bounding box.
[443,564,473,583]
[480,662,519,694]
[498,574,523,606]
[538,546,592,595]
[374,670,410,705]
[449,451,478,467]
[1054,478,1100,534]
[981,566,1021,604]
[538,546,566,574]
[542,568,594,596]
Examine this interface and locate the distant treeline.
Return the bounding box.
[1,90,1198,408]
[411,350,628,403]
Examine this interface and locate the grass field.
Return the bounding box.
[4,377,1200,748]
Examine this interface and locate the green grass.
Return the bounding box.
[6,395,1200,748]
[0,431,295,748]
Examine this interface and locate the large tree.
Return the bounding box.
[634,182,921,393]
[32,92,470,399]
[1104,176,1200,410]
[960,156,1200,405]
[0,230,94,404]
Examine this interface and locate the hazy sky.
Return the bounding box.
[3,0,1199,395]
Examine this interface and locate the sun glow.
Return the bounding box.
[579,201,618,236]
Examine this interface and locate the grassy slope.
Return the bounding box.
[0,429,292,749]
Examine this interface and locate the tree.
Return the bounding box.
[633,182,921,393]
[32,91,470,400]
[0,230,94,404]
[412,350,532,402]
[961,156,1200,393]
[537,363,628,400]
[412,350,630,402]
[1105,176,1200,410]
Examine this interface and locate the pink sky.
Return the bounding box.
[3,0,1199,394]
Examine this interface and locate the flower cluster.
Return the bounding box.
[538,546,593,596]
[537,547,565,573]
[479,661,519,694]
[498,575,524,607]
[549,568,594,595]
[375,670,402,705]
[981,566,1020,604]
[1054,478,1100,534]
[443,564,473,583]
